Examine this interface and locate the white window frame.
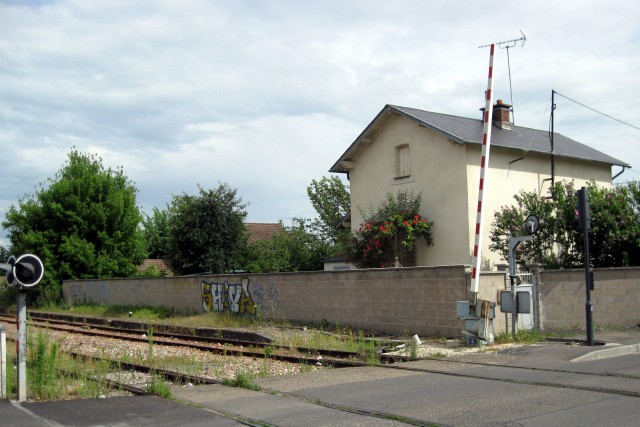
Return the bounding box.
[395,144,410,178]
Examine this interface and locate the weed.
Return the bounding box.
[494,329,546,344]
[145,374,172,398]
[146,328,155,362]
[29,329,62,400]
[299,363,313,373]
[257,361,270,378]
[319,318,331,330]
[365,337,380,366]
[429,351,447,359]
[263,345,274,358]
[223,372,261,391]
[407,338,418,360]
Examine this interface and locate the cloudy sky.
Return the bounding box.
[1,0,639,246]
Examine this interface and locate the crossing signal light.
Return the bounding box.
[5,255,16,286]
[13,254,44,288]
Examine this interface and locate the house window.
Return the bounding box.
[395,144,410,178]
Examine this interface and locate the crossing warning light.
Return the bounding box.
[13,254,44,288]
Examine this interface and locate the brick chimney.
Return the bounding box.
[493,99,512,130]
[480,99,513,130]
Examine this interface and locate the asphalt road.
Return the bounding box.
[4,331,640,426]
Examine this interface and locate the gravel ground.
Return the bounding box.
[2,319,523,402]
[2,322,323,384]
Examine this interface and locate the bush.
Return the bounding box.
[490,181,640,268]
[348,191,434,268]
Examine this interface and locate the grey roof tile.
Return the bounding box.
[330,105,630,172]
[392,105,630,167]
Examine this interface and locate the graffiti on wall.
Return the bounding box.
[201,278,256,315]
[70,284,86,305]
[254,277,279,307]
[252,276,280,318]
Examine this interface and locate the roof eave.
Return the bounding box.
[464,139,631,168]
[329,105,395,173]
[329,105,465,173]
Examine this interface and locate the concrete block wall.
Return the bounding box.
[538,267,640,329]
[475,272,509,334]
[65,265,511,337]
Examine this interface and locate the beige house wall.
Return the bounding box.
[348,114,614,270]
[465,147,613,269]
[348,115,471,267]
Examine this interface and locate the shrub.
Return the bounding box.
[348,191,434,268]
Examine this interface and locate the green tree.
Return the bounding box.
[307,176,350,244]
[142,207,172,259]
[167,183,248,275]
[489,181,640,268]
[0,244,9,262]
[243,219,332,273]
[2,150,146,304]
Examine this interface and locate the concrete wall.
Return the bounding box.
[537,267,640,329]
[63,265,639,336]
[64,265,507,337]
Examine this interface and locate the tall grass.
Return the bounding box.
[29,329,62,400]
[5,329,126,401]
[144,327,173,399]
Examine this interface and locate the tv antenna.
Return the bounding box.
[478,30,527,49]
[479,31,526,124]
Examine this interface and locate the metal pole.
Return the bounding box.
[508,237,518,337]
[508,236,532,337]
[470,43,495,295]
[1,324,6,399]
[551,90,556,189]
[17,289,27,402]
[580,188,594,346]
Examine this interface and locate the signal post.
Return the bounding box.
[1,254,44,401]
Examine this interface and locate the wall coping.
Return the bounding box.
[63,264,472,284]
[540,266,640,276]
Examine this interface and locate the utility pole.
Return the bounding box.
[576,187,594,346]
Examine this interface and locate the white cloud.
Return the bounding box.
[1,0,640,247]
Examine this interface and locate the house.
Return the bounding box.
[245,222,285,244]
[329,102,630,269]
[138,258,174,276]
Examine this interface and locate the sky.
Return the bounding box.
[1,0,639,247]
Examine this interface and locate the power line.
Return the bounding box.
[554,91,640,131]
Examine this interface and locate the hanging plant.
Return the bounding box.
[348,191,434,268]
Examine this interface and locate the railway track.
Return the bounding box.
[3,313,638,426]
[0,312,413,367]
[4,312,638,388]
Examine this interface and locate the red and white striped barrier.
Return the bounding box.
[470,44,495,294]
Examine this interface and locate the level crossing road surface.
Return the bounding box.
[3,329,640,426]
